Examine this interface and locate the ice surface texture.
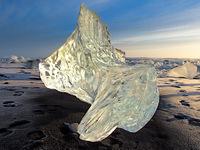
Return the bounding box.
[39,3,159,142]
[167,62,197,79]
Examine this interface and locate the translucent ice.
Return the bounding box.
[114,48,126,62]
[167,62,197,79]
[39,3,159,142]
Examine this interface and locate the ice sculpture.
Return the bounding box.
[39,3,159,142]
[167,62,197,79]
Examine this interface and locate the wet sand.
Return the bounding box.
[0,63,200,150]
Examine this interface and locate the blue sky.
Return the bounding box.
[0,0,200,58]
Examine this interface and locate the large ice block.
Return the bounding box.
[39,3,159,142]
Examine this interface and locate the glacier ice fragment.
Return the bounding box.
[39,3,159,142]
[167,62,197,79]
[114,48,126,62]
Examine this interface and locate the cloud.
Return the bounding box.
[113,36,200,58]
[109,1,200,40]
[112,26,200,43]
[0,0,200,58]
[109,1,200,59]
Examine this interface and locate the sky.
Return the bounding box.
[0,0,200,59]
